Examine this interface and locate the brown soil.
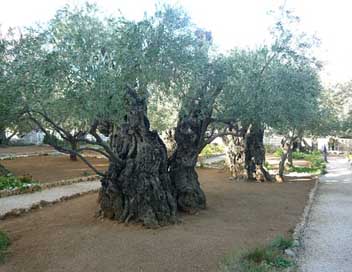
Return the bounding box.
[0,169,315,272]
[2,156,109,183]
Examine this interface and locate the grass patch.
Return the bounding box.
[220,236,295,272]
[0,175,40,191]
[0,231,10,263]
[288,151,326,174]
[273,148,284,157]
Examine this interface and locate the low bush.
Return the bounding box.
[220,235,295,272]
[292,151,305,160]
[288,150,326,174]
[0,175,39,191]
[273,148,284,157]
[0,231,10,263]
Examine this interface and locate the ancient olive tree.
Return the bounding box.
[218,7,321,182]
[9,5,222,225]
[0,33,30,145]
[267,63,322,181]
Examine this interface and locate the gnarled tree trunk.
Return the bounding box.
[169,117,206,213]
[223,134,246,179]
[277,142,292,182]
[69,141,78,161]
[98,88,177,227]
[0,128,6,145]
[245,126,272,182]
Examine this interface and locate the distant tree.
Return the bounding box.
[7,4,227,224]
[218,6,322,181]
[0,33,29,145]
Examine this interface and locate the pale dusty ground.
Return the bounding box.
[298,157,352,272]
[0,145,54,156]
[0,169,314,272]
[0,181,100,217]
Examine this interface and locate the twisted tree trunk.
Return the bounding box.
[277,142,292,182]
[69,141,78,161]
[223,134,246,179]
[169,117,206,213]
[245,126,271,182]
[0,128,6,145]
[98,88,177,227]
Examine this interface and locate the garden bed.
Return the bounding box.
[0,168,315,272]
[1,155,108,184]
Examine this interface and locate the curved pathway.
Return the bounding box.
[298,157,352,271]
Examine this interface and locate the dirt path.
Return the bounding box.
[298,157,352,272]
[0,181,100,217]
[2,156,108,183]
[0,169,315,272]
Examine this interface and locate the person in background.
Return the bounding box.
[323,145,328,163]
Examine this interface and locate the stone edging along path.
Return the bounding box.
[0,151,61,160]
[286,177,319,259]
[0,181,100,220]
[0,175,99,198]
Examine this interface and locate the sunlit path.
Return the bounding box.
[0,181,100,218]
[298,157,352,272]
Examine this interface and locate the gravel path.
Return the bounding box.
[203,154,225,164]
[298,157,352,272]
[0,181,100,217]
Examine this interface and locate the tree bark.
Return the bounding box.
[0,128,8,145]
[69,141,78,161]
[278,142,291,181]
[223,134,246,179]
[98,87,177,227]
[163,128,176,158]
[169,117,206,213]
[245,126,272,182]
[287,148,293,167]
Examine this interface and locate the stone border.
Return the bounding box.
[0,188,99,220]
[0,151,106,160]
[0,151,61,160]
[0,175,99,198]
[287,177,320,258]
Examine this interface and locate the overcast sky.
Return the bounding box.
[1,0,351,86]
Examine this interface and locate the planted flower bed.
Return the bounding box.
[0,175,40,192]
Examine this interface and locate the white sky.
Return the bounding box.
[1,0,352,86]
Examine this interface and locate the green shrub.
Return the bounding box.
[264,161,272,170]
[273,148,284,157]
[288,151,326,174]
[292,151,305,160]
[220,236,295,272]
[0,175,40,191]
[200,144,225,157]
[270,236,293,251]
[0,231,10,263]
